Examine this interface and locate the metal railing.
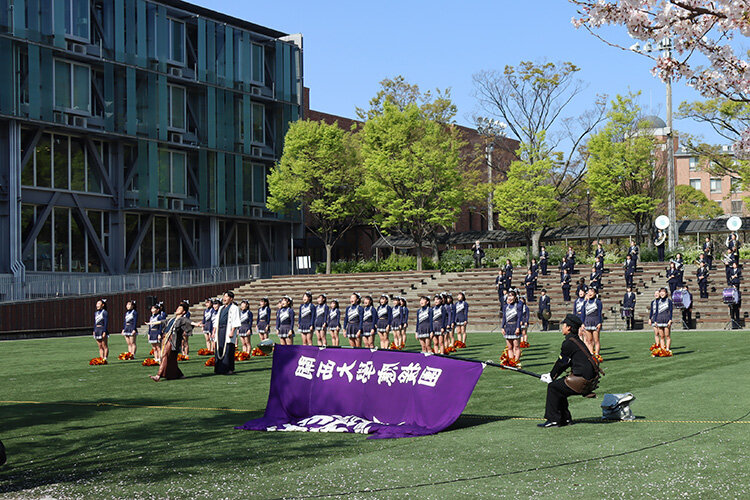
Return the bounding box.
[0,264,292,302]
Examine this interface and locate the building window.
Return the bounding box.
[64,0,90,41]
[54,60,91,114]
[158,150,187,196]
[167,85,185,131]
[689,157,699,171]
[689,178,701,191]
[168,18,185,65]
[731,176,742,193]
[253,163,266,204]
[710,178,722,194]
[252,43,264,83]
[732,200,744,215]
[252,103,264,144]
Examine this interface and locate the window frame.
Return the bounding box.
[63,0,91,43]
[167,84,186,132]
[689,178,702,191]
[53,59,92,115]
[710,178,722,194]
[167,17,186,66]
[251,102,265,145]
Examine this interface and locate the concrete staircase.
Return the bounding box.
[190,262,747,331]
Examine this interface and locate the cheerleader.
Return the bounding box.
[580,288,603,360]
[390,295,402,348]
[647,290,659,348]
[430,294,447,354]
[444,293,456,349]
[238,300,253,353]
[652,287,673,356]
[298,292,314,346]
[93,299,109,362]
[201,299,215,350]
[454,292,468,345]
[344,293,364,348]
[256,297,271,341]
[314,294,329,347]
[376,294,392,349]
[415,296,433,353]
[146,304,163,362]
[501,290,523,365]
[574,287,586,320]
[328,299,341,346]
[276,296,295,346]
[121,300,138,356]
[399,297,409,349]
[519,296,530,348]
[361,295,376,348]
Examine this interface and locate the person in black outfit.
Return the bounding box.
[622,286,636,331]
[538,289,551,331]
[729,263,742,328]
[472,240,485,269]
[539,246,549,275]
[561,270,571,302]
[681,285,693,329]
[696,262,709,299]
[623,254,636,288]
[655,230,666,262]
[703,237,714,270]
[538,314,602,428]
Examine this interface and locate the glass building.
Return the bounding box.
[0,0,302,287]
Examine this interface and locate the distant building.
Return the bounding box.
[0,0,303,289]
[675,144,745,216]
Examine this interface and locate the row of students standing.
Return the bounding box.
[414,292,469,354]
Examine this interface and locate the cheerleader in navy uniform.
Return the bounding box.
[399,297,409,349]
[201,299,214,350]
[580,288,603,361]
[360,295,377,348]
[298,292,314,346]
[647,290,660,350]
[314,294,329,347]
[415,296,433,353]
[574,287,586,320]
[501,290,523,366]
[390,296,402,348]
[121,300,138,356]
[146,304,163,362]
[344,293,364,347]
[454,292,469,346]
[256,297,271,342]
[519,297,530,348]
[445,293,456,349]
[238,300,253,353]
[376,294,392,349]
[430,294,447,354]
[652,287,673,356]
[276,296,295,346]
[93,299,109,362]
[328,299,341,346]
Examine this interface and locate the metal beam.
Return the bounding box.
[21,191,61,257]
[219,220,237,258]
[21,188,114,210]
[20,127,43,169]
[251,223,273,261]
[123,149,139,191]
[170,215,200,267]
[186,159,199,195]
[71,193,113,274]
[124,214,154,271]
[84,137,115,195]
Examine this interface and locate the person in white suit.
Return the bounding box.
[213,291,241,375]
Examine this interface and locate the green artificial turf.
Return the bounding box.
[1,330,749,499]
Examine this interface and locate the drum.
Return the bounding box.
[723,287,739,304]
[672,289,685,308]
[542,309,552,320]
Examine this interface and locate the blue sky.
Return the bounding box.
[194,0,728,145]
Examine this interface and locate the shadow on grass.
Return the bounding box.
[444,413,521,432]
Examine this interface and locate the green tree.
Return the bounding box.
[360,102,467,270]
[266,119,364,274]
[494,134,559,263]
[675,184,724,220]
[356,75,457,124]
[586,94,664,244]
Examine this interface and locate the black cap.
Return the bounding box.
[561,313,582,330]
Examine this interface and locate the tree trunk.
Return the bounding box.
[431,238,439,263]
[325,243,333,274]
[525,233,532,266]
[415,245,423,271]
[531,230,542,258]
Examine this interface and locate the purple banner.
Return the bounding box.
[235,345,485,439]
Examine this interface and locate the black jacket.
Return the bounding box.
[550,333,596,380]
